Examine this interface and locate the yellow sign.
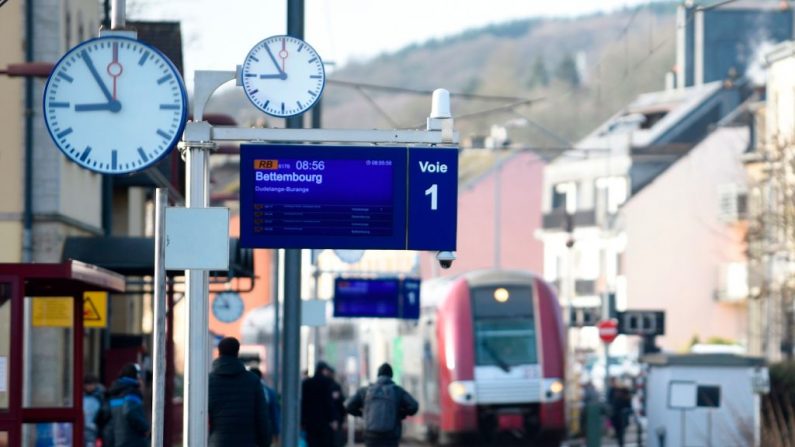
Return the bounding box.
[83,291,107,328]
[31,297,73,327]
[31,292,108,328]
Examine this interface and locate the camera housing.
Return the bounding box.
[436,251,456,269]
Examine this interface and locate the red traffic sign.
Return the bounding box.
[597,319,619,344]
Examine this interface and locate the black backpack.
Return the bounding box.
[363,382,399,433]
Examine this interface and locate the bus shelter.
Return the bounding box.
[0,260,125,446]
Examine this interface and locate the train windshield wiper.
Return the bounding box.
[481,340,511,373]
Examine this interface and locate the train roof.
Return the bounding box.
[420,269,545,310]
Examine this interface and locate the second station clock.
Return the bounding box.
[241,35,326,117]
[43,36,188,175]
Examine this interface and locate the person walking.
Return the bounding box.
[208,337,272,447]
[608,380,633,447]
[322,366,347,447]
[344,363,419,447]
[301,361,340,447]
[83,374,105,447]
[104,363,149,447]
[249,366,281,443]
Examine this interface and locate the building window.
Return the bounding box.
[718,183,748,222]
[552,182,577,213]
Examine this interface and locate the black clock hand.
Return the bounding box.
[259,74,286,80]
[80,50,114,102]
[263,44,287,78]
[75,101,121,112]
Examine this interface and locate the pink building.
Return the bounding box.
[420,150,545,278]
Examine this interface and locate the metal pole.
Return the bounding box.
[603,342,610,401]
[151,188,167,447]
[281,2,305,446]
[184,147,210,447]
[272,249,281,393]
[494,161,501,268]
[281,249,302,447]
[110,0,125,29]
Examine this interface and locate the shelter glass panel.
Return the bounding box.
[22,423,73,447]
[0,282,10,410]
[22,297,74,408]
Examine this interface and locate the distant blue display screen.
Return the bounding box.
[334,278,400,318]
[240,145,408,249]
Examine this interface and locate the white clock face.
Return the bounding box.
[241,35,325,117]
[212,292,245,323]
[43,36,187,175]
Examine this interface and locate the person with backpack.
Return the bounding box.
[104,363,150,447]
[344,363,419,447]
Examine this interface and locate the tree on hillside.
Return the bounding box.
[527,55,549,88]
[555,53,580,88]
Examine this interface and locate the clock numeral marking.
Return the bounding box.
[138,147,149,163]
[138,51,150,66]
[310,75,322,79]
[296,100,303,109]
[263,100,270,109]
[281,102,285,114]
[79,146,92,162]
[297,44,304,52]
[249,55,260,62]
[111,150,118,170]
[159,104,180,110]
[250,89,259,95]
[244,73,256,78]
[57,72,74,83]
[156,129,172,140]
[307,90,317,97]
[50,102,70,108]
[307,57,317,64]
[56,127,73,139]
[157,74,173,85]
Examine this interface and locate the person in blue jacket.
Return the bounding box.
[104,363,149,447]
[249,366,281,441]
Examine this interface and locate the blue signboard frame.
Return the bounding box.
[333,277,421,320]
[240,144,457,251]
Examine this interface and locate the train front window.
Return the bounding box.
[474,318,538,369]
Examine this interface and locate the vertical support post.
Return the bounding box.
[111,0,126,29]
[603,342,610,402]
[494,161,501,268]
[151,188,168,447]
[272,249,281,392]
[282,3,306,447]
[282,249,302,447]
[184,147,210,447]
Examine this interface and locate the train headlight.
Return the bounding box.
[542,378,565,402]
[494,287,510,303]
[448,380,476,405]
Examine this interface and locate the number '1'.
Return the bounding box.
[425,184,438,210]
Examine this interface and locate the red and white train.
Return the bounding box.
[241,269,566,445]
[396,269,566,445]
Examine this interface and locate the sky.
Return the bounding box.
[131,0,653,87]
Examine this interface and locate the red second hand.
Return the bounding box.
[107,42,123,99]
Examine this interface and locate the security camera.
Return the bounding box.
[436,251,456,269]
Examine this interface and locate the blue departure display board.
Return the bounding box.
[334,277,421,320]
[240,144,457,250]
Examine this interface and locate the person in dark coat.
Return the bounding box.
[323,366,347,447]
[345,363,419,447]
[104,363,149,447]
[301,361,340,447]
[608,382,633,447]
[208,337,272,447]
